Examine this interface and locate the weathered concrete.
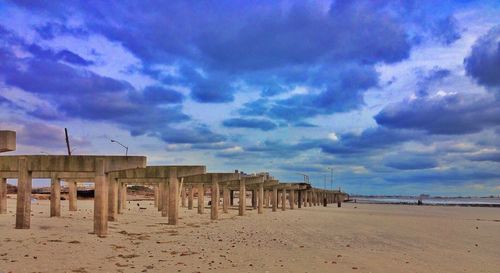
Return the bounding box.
[154,184,159,208]
[50,175,61,217]
[211,178,219,220]
[168,170,179,225]
[0,131,16,153]
[297,190,302,209]
[272,187,277,212]
[161,182,169,217]
[289,190,295,210]
[68,181,77,211]
[108,178,118,221]
[239,179,245,216]
[93,159,108,237]
[251,190,257,209]
[197,183,204,214]
[157,182,163,212]
[222,184,229,213]
[180,184,186,208]
[188,184,194,210]
[0,177,7,214]
[15,157,31,229]
[121,183,127,210]
[258,183,264,214]
[281,188,286,211]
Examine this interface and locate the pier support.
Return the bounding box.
[93,159,108,237]
[197,184,204,214]
[154,184,159,208]
[239,179,246,216]
[50,176,61,217]
[298,190,302,209]
[222,184,229,213]
[68,181,77,211]
[289,190,295,210]
[16,157,31,229]
[0,178,6,214]
[211,178,219,220]
[108,178,118,221]
[272,187,277,212]
[157,182,163,212]
[188,185,194,210]
[281,188,286,211]
[161,181,169,217]
[258,183,264,214]
[230,190,234,206]
[251,190,257,209]
[180,184,186,208]
[168,175,179,225]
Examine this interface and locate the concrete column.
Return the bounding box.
[158,182,163,212]
[161,181,169,217]
[258,183,264,214]
[308,191,313,207]
[289,190,295,210]
[168,175,178,225]
[50,176,61,217]
[93,158,108,237]
[272,187,277,212]
[0,178,6,214]
[16,157,32,229]
[222,184,229,213]
[263,190,268,208]
[188,185,194,210]
[211,178,219,220]
[197,183,204,214]
[298,190,302,208]
[251,190,257,209]
[180,184,186,208]
[230,190,234,206]
[108,178,118,221]
[68,181,77,211]
[281,188,286,211]
[121,183,127,210]
[154,184,159,208]
[238,179,245,216]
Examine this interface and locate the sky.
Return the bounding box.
[0,1,499,196]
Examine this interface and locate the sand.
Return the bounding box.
[1,196,499,273]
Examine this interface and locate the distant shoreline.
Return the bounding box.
[348,199,500,208]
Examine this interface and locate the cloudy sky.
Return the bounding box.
[0,1,499,195]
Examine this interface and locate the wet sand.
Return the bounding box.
[1,196,499,272]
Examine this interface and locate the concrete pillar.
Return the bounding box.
[50,175,61,217]
[197,183,204,214]
[93,158,108,237]
[180,184,186,208]
[289,190,295,210]
[188,185,194,210]
[281,188,286,211]
[251,190,257,209]
[298,190,302,208]
[158,182,163,212]
[168,175,178,225]
[0,178,6,214]
[239,179,245,216]
[263,190,268,208]
[272,187,277,212]
[308,191,313,207]
[161,181,169,217]
[16,157,31,229]
[154,184,159,208]
[211,178,219,220]
[258,183,264,214]
[230,190,234,206]
[108,178,118,221]
[121,183,127,210]
[222,184,229,213]
[68,181,77,211]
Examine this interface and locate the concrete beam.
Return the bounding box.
[0,131,16,153]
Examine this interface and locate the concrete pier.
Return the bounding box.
[161,182,169,217]
[154,184,159,208]
[258,183,264,214]
[108,178,118,221]
[168,174,179,225]
[50,175,61,217]
[211,178,219,220]
[188,184,194,210]
[239,179,245,216]
[68,181,77,211]
[222,184,229,213]
[251,190,257,209]
[93,159,108,237]
[180,184,186,208]
[15,157,31,229]
[198,183,204,214]
[0,178,6,214]
[272,187,277,212]
[281,188,286,211]
[289,189,295,210]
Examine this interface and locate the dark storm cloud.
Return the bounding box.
[375,93,500,135]
[222,118,277,131]
[464,25,500,90]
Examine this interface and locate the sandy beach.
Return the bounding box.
[0,196,499,273]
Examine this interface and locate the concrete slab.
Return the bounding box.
[0,131,16,153]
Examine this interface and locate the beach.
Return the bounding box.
[1,196,499,273]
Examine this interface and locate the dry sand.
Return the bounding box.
[1,196,499,273]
